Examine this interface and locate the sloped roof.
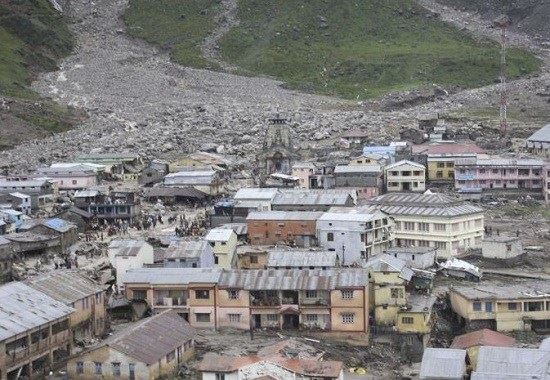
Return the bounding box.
[272,189,353,206]
[234,188,279,200]
[123,268,222,285]
[385,160,425,170]
[108,239,151,257]
[527,123,550,143]
[266,250,338,268]
[247,211,323,221]
[142,186,206,199]
[364,254,414,281]
[472,346,550,380]
[205,228,235,242]
[451,329,515,350]
[420,348,466,379]
[451,280,550,301]
[43,218,77,233]
[218,269,368,290]
[164,239,212,259]
[0,282,74,341]
[25,270,105,305]
[107,310,195,365]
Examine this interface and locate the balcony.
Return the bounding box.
[5,330,69,367]
[251,290,281,307]
[154,297,187,307]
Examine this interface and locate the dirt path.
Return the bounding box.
[201,0,240,72]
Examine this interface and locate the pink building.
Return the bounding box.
[455,157,546,194]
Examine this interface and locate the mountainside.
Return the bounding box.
[0,0,82,150]
[123,0,541,100]
[439,0,550,40]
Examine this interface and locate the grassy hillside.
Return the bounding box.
[123,0,540,100]
[123,0,221,69]
[0,0,78,149]
[218,0,540,99]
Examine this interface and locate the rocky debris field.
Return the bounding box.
[0,0,549,171]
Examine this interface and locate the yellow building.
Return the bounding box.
[350,153,387,167]
[365,193,484,258]
[450,281,550,332]
[66,311,195,380]
[364,254,412,326]
[205,228,238,268]
[396,294,436,346]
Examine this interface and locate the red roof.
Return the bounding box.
[412,143,486,155]
[450,329,516,349]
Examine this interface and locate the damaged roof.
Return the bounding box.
[0,282,74,341]
[471,346,550,380]
[205,228,235,242]
[142,186,207,199]
[43,218,77,233]
[364,254,414,281]
[25,270,105,305]
[266,249,338,268]
[218,268,368,290]
[451,329,516,350]
[105,310,195,365]
[108,239,151,256]
[451,280,550,300]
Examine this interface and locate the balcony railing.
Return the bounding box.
[6,331,69,367]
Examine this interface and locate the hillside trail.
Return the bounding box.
[201,0,241,72]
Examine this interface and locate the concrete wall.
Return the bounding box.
[427,158,456,181]
[247,219,317,246]
[396,311,430,334]
[385,163,426,192]
[330,288,368,332]
[210,233,237,269]
[482,239,522,259]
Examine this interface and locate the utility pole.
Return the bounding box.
[494,15,511,136]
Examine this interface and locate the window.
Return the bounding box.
[390,288,403,299]
[341,290,353,300]
[227,289,239,299]
[473,302,482,311]
[195,289,210,299]
[228,314,241,323]
[306,314,318,323]
[327,232,334,242]
[433,223,446,232]
[437,162,445,168]
[129,363,135,380]
[267,314,278,322]
[112,362,121,376]
[94,362,102,375]
[250,255,258,264]
[435,241,446,249]
[436,171,443,178]
[485,302,493,312]
[403,222,415,231]
[132,290,146,300]
[525,302,543,312]
[401,317,414,324]
[166,350,175,362]
[341,313,355,324]
[214,256,219,265]
[215,374,226,380]
[506,244,512,252]
[195,313,211,322]
[507,302,518,311]
[76,362,84,374]
[418,222,429,232]
[305,290,317,298]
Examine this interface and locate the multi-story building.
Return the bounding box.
[291,162,316,189]
[204,228,238,269]
[365,193,484,258]
[123,268,222,328]
[384,160,426,192]
[108,239,154,290]
[163,238,215,268]
[123,268,370,334]
[66,310,195,380]
[316,210,393,265]
[232,188,279,216]
[164,170,223,196]
[35,165,99,190]
[412,142,486,182]
[0,237,13,283]
[25,271,107,345]
[333,165,383,199]
[266,249,338,269]
[450,281,550,332]
[246,211,322,246]
[454,157,546,195]
[0,282,73,380]
[350,153,387,167]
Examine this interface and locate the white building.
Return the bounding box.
[384,160,426,192]
[233,188,279,214]
[525,123,550,158]
[385,246,437,269]
[108,239,154,290]
[316,210,393,265]
[204,228,238,269]
[482,236,523,259]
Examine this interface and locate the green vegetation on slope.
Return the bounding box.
[123,0,221,69]
[218,0,540,99]
[0,0,77,143]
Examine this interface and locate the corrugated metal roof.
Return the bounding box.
[365,193,483,217]
[472,346,550,380]
[527,124,550,143]
[419,348,466,379]
[0,282,74,341]
[451,281,550,301]
[123,268,222,285]
[218,223,247,236]
[164,239,212,259]
[234,188,279,200]
[318,211,381,223]
[266,250,337,268]
[25,270,105,305]
[455,157,544,167]
[246,211,323,221]
[334,165,381,174]
[107,310,195,365]
[218,269,368,290]
[142,186,206,199]
[272,189,353,207]
[205,228,235,242]
[43,218,76,233]
[164,170,216,186]
[109,239,151,257]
